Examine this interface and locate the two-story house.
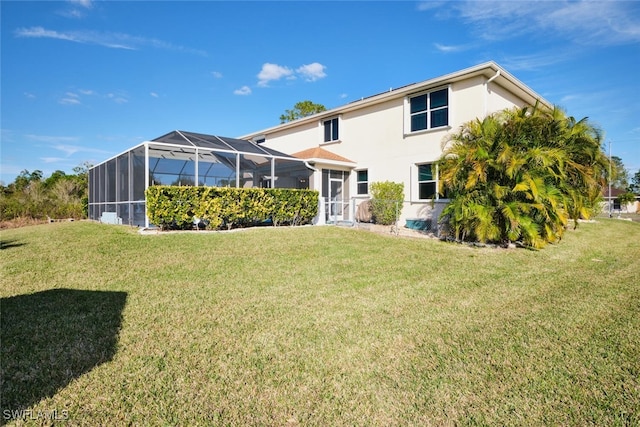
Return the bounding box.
[240,61,551,227]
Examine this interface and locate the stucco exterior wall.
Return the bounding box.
[252,66,542,228]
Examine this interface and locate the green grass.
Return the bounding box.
[1,220,639,425]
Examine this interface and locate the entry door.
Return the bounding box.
[322,169,350,223]
[329,177,343,221]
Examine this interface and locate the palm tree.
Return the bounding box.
[439,105,606,249]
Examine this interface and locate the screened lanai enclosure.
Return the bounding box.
[88,131,314,227]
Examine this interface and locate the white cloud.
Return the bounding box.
[68,0,93,9]
[24,92,36,99]
[211,71,223,78]
[257,63,294,87]
[560,94,579,104]
[107,93,128,104]
[417,1,446,12]
[41,157,69,164]
[449,1,640,46]
[16,27,77,42]
[55,145,81,156]
[58,89,128,105]
[150,92,159,98]
[49,143,110,157]
[500,52,570,71]
[60,0,93,18]
[434,42,469,53]
[234,86,252,96]
[59,96,81,105]
[255,61,328,87]
[14,27,207,55]
[296,62,327,82]
[25,134,79,144]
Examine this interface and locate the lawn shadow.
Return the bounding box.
[0,239,26,250]
[0,289,127,422]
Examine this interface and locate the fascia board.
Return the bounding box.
[305,158,357,168]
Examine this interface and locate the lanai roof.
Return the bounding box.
[152,130,296,158]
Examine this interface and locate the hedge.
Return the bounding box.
[145,186,319,231]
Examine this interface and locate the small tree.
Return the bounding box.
[616,191,636,213]
[279,100,326,123]
[370,181,404,225]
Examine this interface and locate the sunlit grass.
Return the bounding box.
[1,220,639,425]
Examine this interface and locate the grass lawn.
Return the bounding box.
[1,220,639,425]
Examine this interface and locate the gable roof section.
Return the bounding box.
[239,61,550,140]
[291,147,356,167]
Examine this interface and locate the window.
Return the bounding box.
[356,170,368,195]
[409,88,449,132]
[323,117,339,142]
[418,164,436,199]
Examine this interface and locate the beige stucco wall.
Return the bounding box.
[262,76,532,226]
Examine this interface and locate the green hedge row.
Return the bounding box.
[145,186,319,230]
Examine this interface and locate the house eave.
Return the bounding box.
[303,158,357,168]
[238,61,551,140]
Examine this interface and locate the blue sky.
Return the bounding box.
[2,0,639,185]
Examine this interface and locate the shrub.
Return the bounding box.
[146,186,319,231]
[370,181,404,225]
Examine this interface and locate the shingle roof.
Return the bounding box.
[291,147,355,164]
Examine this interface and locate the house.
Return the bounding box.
[602,187,640,215]
[88,62,553,230]
[240,61,551,229]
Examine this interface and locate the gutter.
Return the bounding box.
[303,161,317,172]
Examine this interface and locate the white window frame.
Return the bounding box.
[320,115,341,144]
[356,169,369,195]
[404,85,451,135]
[416,163,438,200]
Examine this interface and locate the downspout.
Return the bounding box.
[484,69,500,117]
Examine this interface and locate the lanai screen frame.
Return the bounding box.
[88,131,314,228]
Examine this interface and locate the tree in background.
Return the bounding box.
[610,156,630,190]
[631,169,640,194]
[279,100,326,123]
[0,164,90,223]
[438,105,609,249]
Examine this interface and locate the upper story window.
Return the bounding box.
[323,117,339,142]
[356,169,368,195]
[409,87,449,132]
